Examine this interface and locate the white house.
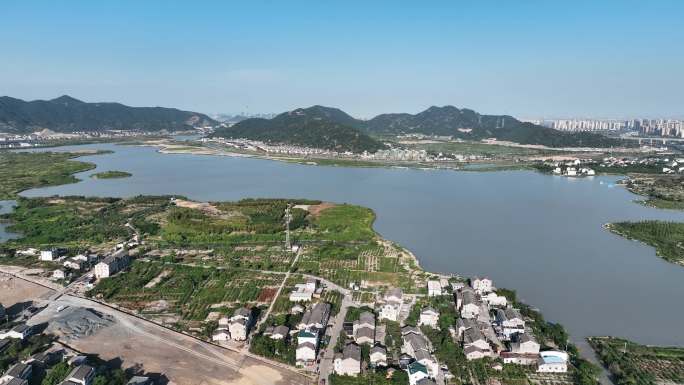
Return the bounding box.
[0,324,31,340]
[63,257,85,271]
[481,292,507,307]
[296,342,317,364]
[16,248,38,257]
[370,345,388,367]
[537,351,568,373]
[463,328,490,352]
[427,280,442,297]
[296,329,319,364]
[402,329,430,358]
[64,364,96,385]
[212,327,230,342]
[269,325,290,340]
[297,302,330,331]
[460,293,480,319]
[353,311,375,344]
[511,333,540,355]
[229,319,248,341]
[1,362,32,382]
[470,277,493,294]
[415,350,439,377]
[496,308,525,338]
[40,249,56,261]
[418,307,439,328]
[464,345,489,360]
[52,269,66,280]
[379,303,399,322]
[94,249,129,279]
[333,343,361,377]
[289,279,317,302]
[355,327,375,345]
[229,308,253,341]
[298,329,319,346]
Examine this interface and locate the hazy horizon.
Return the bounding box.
[2,1,682,118]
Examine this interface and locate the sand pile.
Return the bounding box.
[47,307,115,340]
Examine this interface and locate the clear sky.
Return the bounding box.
[1,0,683,119]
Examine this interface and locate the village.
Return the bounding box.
[2,242,573,385]
[0,196,583,385]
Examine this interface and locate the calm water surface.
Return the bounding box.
[17,143,684,346]
[0,200,19,243]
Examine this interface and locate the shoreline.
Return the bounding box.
[6,141,684,384]
[603,222,684,267]
[136,139,532,172]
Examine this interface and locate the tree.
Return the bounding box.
[41,362,70,385]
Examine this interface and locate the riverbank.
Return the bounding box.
[136,138,533,172]
[588,336,684,385]
[604,222,684,266]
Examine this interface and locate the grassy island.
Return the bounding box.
[588,337,684,385]
[608,221,684,265]
[91,170,132,179]
[0,151,98,199]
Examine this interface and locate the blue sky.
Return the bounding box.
[1,1,683,118]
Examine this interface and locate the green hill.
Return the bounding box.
[365,106,631,148]
[211,106,386,153]
[215,105,630,152]
[0,95,216,133]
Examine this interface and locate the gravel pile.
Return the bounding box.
[47,307,115,340]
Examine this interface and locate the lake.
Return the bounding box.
[15,143,684,346]
[0,200,19,243]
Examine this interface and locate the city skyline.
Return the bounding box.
[1,1,683,118]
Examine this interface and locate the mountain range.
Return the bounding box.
[0,95,216,133]
[212,106,387,153]
[213,105,629,152]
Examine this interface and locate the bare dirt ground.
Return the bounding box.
[26,295,313,385]
[307,202,336,217]
[0,271,55,309]
[173,198,223,216]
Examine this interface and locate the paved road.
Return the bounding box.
[318,293,352,383]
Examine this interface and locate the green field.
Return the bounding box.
[588,337,684,385]
[636,198,684,210]
[0,151,98,199]
[608,221,684,265]
[88,260,282,323]
[1,196,168,249]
